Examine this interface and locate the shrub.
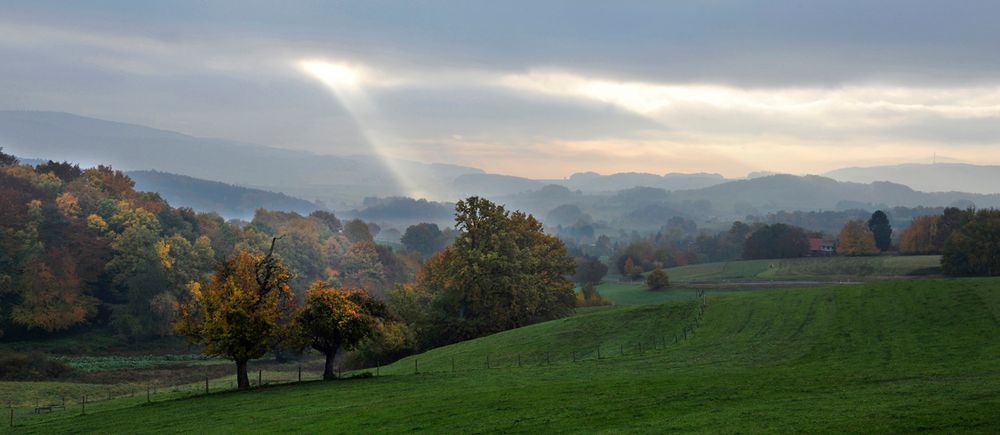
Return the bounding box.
[575,283,613,307]
[646,267,670,290]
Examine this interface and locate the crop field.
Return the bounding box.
[8,277,998,433]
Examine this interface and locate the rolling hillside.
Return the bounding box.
[15,278,1000,433]
[128,170,319,220]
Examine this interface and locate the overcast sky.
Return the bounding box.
[3,1,1000,178]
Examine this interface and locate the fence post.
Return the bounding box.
[572,351,576,363]
[147,385,150,403]
[258,369,262,387]
[414,358,418,374]
[639,342,643,354]
[81,395,86,415]
[620,343,624,356]
[9,407,13,428]
[517,354,521,367]
[205,376,209,394]
[546,352,551,365]
[298,365,302,382]
[486,354,490,369]
[452,356,455,372]
[597,345,601,359]
[376,360,380,377]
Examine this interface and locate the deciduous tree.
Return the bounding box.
[837,220,879,256]
[176,240,296,389]
[296,282,386,379]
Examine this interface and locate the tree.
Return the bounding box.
[400,223,445,258]
[417,197,575,344]
[176,240,296,389]
[899,215,940,255]
[572,256,608,285]
[344,219,373,243]
[645,267,670,290]
[743,224,809,259]
[837,220,879,256]
[0,147,17,167]
[941,209,1000,276]
[297,282,386,379]
[867,210,892,251]
[309,210,342,233]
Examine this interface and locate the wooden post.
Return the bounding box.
[81,395,86,415]
[298,365,302,382]
[620,343,624,356]
[486,354,490,369]
[517,354,521,367]
[147,385,150,403]
[205,376,209,394]
[597,345,601,359]
[572,351,576,362]
[258,369,262,387]
[376,360,380,377]
[546,352,550,365]
[414,358,418,374]
[639,342,643,354]
[9,407,13,428]
[451,356,455,372]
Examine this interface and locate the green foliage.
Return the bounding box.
[417,197,576,345]
[645,267,670,290]
[0,352,75,381]
[942,209,1000,276]
[743,223,809,259]
[400,222,446,258]
[575,283,612,307]
[867,210,892,251]
[572,256,608,285]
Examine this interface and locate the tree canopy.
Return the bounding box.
[416,197,576,345]
[867,210,893,252]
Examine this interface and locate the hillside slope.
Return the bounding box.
[128,170,318,220]
[17,279,1000,433]
[826,163,1000,195]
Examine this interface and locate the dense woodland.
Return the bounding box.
[0,150,416,343]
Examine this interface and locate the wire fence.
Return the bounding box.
[6,292,710,429]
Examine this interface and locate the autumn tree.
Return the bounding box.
[417,197,575,345]
[296,282,386,379]
[899,215,940,255]
[867,210,893,252]
[645,266,670,290]
[176,240,296,389]
[837,220,879,256]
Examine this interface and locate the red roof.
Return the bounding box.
[808,238,824,251]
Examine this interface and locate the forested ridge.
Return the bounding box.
[0,150,417,342]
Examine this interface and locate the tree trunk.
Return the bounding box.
[236,360,250,389]
[323,351,337,380]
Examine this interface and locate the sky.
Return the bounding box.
[2,1,1000,179]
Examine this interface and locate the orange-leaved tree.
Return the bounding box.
[296,282,387,379]
[176,238,296,389]
[837,220,879,256]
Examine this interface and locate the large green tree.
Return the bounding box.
[418,197,576,344]
[401,223,446,258]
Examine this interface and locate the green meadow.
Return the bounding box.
[9,277,999,433]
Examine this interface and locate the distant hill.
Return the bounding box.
[824,163,1000,194]
[127,170,319,220]
[670,174,1000,213]
[0,111,483,207]
[453,171,728,198]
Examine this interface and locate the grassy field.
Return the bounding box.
[664,255,941,283]
[8,277,999,433]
